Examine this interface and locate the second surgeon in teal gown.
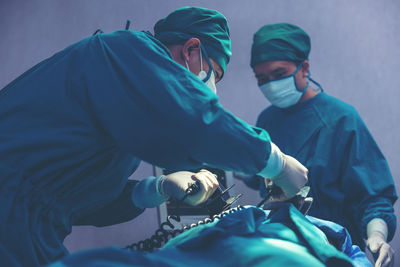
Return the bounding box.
[245,23,397,267]
[0,7,309,267]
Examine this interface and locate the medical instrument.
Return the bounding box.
[92,20,131,37]
[257,182,313,216]
[126,181,242,252]
[125,20,131,30]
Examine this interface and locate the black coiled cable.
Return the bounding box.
[125,214,184,251]
[125,183,243,252]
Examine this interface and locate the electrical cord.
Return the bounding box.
[126,182,243,252]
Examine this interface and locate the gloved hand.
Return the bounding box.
[159,169,219,206]
[257,143,308,201]
[265,153,308,201]
[366,232,394,267]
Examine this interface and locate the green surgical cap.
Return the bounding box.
[250,23,311,67]
[154,6,231,74]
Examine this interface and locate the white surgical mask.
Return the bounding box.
[259,65,307,108]
[198,68,217,94]
[186,48,217,94]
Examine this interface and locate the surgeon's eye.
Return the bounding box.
[271,72,286,80]
[215,72,222,83]
[257,78,269,85]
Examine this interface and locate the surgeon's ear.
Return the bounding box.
[182,38,201,63]
[301,61,310,78]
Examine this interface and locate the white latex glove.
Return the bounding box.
[366,232,394,267]
[366,219,394,267]
[258,143,308,200]
[265,154,308,201]
[159,169,219,206]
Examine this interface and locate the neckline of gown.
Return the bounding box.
[280,91,324,114]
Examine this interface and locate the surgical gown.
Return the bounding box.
[0,30,272,266]
[247,92,397,249]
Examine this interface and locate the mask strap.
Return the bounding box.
[185,60,190,71]
[181,34,214,82]
[184,45,206,74]
[200,45,214,82]
[293,64,303,76]
[307,71,324,92]
[199,48,203,72]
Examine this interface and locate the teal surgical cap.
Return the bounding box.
[154,6,231,74]
[250,23,311,67]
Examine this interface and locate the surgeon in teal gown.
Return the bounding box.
[244,23,397,267]
[0,8,309,266]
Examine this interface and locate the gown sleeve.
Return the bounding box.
[81,30,271,175]
[73,180,144,226]
[338,110,397,241]
[242,110,273,196]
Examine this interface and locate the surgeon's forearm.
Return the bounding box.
[73,180,145,226]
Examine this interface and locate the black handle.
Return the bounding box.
[186,180,201,196]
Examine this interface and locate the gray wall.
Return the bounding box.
[1,0,399,260]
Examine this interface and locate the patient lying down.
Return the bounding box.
[51,203,371,267]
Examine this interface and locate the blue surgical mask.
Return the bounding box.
[259,64,308,108]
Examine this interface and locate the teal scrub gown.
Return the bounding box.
[247,92,397,249]
[0,30,271,266]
